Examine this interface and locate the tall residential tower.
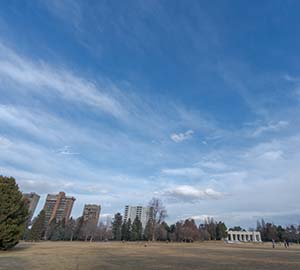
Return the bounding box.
[43,192,75,224]
[82,204,101,226]
[23,192,40,223]
[124,205,153,229]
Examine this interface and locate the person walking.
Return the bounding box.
[272,239,275,248]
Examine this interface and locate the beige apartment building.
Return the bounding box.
[43,191,75,224]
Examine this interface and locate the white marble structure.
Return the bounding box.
[226,230,262,242]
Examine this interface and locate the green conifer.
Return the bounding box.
[0,176,29,250]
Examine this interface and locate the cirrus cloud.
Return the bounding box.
[170,130,194,143]
[162,185,223,202]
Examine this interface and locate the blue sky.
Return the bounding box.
[1,0,300,228]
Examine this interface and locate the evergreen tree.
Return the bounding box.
[50,219,65,241]
[125,218,132,241]
[28,210,46,241]
[112,213,123,240]
[45,219,58,240]
[216,222,227,240]
[121,221,127,241]
[0,176,29,250]
[131,217,142,241]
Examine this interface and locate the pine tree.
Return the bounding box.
[28,210,46,241]
[131,217,142,241]
[112,213,123,241]
[144,219,153,241]
[121,220,129,241]
[216,222,227,240]
[50,220,65,241]
[45,219,58,240]
[130,217,138,241]
[125,218,132,241]
[0,176,29,250]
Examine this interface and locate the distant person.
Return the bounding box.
[272,239,275,248]
[284,240,287,248]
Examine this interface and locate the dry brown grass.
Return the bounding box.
[0,241,300,270]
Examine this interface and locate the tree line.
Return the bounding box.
[1,175,300,250]
[111,214,228,242]
[256,219,300,243]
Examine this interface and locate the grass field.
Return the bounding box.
[0,241,300,270]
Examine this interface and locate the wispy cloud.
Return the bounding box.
[252,121,289,137]
[284,74,300,82]
[162,185,223,202]
[0,42,127,119]
[197,160,228,171]
[170,130,194,143]
[55,146,79,156]
[161,167,204,178]
[0,136,11,147]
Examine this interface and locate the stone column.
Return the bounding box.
[256,232,262,242]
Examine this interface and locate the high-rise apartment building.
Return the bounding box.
[23,192,40,223]
[124,205,153,229]
[82,204,101,225]
[43,192,75,224]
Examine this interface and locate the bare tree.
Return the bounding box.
[148,197,167,241]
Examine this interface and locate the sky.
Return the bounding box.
[0,0,300,228]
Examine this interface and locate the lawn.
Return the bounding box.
[0,241,299,270]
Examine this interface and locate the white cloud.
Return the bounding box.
[284,74,300,82]
[161,167,204,178]
[55,145,79,155]
[252,121,289,137]
[199,161,228,171]
[0,136,11,147]
[170,130,194,143]
[163,185,223,202]
[0,42,127,119]
[259,150,283,161]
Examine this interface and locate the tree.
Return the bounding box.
[148,198,167,241]
[131,217,142,241]
[28,210,46,241]
[199,224,211,241]
[144,219,153,241]
[45,218,58,240]
[204,217,217,240]
[64,218,76,241]
[156,222,169,241]
[216,222,227,240]
[81,221,97,242]
[112,213,123,241]
[121,221,128,241]
[73,217,84,240]
[94,222,106,241]
[50,219,65,241]
[125,219,132,241]
[182,219,199,242]
[0,176,29,250]
[230,226,244,232]
[174,221,184,241]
